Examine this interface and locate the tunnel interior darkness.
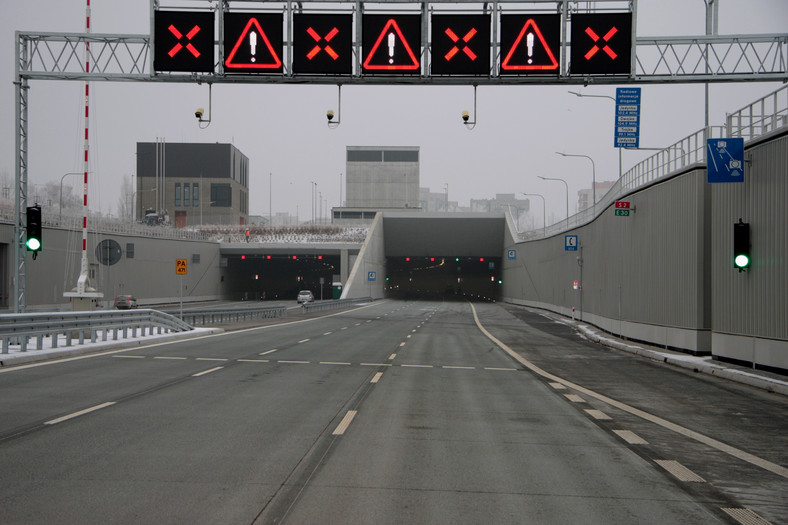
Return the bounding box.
[224,254,341,301]
[385,256,502,301]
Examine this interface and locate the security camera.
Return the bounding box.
[327,109,335,121]
[461,110,470,123]
[195,108,204,119]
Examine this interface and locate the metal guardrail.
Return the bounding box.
[727,84,788,141]
[302,298,374,313]
[165,305,287,326]
[0,309,192,354]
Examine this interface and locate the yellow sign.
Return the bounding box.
[176,258,188,275]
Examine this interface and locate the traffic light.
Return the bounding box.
[25,205,42,254]
[733,219,750,271]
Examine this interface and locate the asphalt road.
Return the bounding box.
[0,300,785,524]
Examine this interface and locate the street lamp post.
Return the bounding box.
[521,192,546,237]
[567,91,622,179]
[538,175,569,230]
[556,152,596,215]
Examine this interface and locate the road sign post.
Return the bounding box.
[176,259,187,319]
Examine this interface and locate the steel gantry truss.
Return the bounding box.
[12,0,788,311]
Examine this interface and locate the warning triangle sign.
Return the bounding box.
[225,17,282,70]
[501,18,559,71]
[363,19,420,71]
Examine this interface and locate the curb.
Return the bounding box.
[0,328,224,368]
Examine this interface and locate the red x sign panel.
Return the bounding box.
[154,11,215,72]
[293,14,353,74]
[570,13,632,75]
[431,15,490,75]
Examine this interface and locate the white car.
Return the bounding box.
[297,290,314,304]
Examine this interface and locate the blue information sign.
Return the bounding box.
[707,138,744,183]
[565,235,578,251]
[615,87,641,148]
[368,271,377,281]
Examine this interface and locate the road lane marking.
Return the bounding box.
[260,349,278,355]
[655,460,706,482]
[193,366,224,377]
[549,382,566,390]
[332,410,357,435]
[721,508,771,525]
[468,302,788,480]
[613,430,649,445]
[564,394,586,403]
[323,332,333,336]
[45,402,116,425]
[154,356,187,360]
[371,372,383,383]
[585,409,612,420]
[297,339,311,344]
[406,335,412,339]
[401,364,432,368]
[279,360,310,364]
[388,354,397,360]
[443,366,475,370]
[341,327,348,330]
[238,359,269,363]
[399,342,406,347]
[361,363,391,367]
[114,355,145,359]
[320,362,351,366]
[484,367,517,371]
[196,358,228,362]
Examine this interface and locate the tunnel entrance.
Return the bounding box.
[224,254,340,302]
[384,256,502,301]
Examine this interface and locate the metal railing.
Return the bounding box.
[1,309,192,354]
[518,85,788,241]
[165,305,287,326]
[302,298,373,313]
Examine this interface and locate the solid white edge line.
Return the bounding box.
[468,302,788,480]
[44,402,116,425]
[332,410,358,435]
[192,366,224,377]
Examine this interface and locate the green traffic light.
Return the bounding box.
[734,254,750,268]
[26,238,41,251]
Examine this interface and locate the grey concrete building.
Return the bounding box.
[136,142,250,227]
[344,146,420,209]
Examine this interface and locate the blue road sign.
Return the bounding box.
[615,87,641,148]
[565,235,578,251]
[368,271,377,281]
[707,138,744,183]
[507,249,516,260]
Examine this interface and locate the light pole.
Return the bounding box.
[521,192,546,237]
[556,152,596,215]
[538,175,569,230]
[567,91,622,179]
[59,172,82,222]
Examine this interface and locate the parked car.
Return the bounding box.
[114,295,138,309]
[297,290,314,304]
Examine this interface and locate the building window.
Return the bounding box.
[184,184,191,208]
[347,150,383,162]
[175,183,181,206]
[192,253,200,263]
[211,183,232,207]
[383,150,419,162]
[193,184,199,208]
[126,243,135,259]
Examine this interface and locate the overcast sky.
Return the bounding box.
[2,0,786,226]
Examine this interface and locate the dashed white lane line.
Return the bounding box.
[585,409,612,420]
[341,327,348,330]
[371,372,383,383]
[388,354,397,360]
[44,402,116,425]
[332,410,357,435]
[361,363,391,367]
[613,429,649,445]
[549,382,566,390]
[564,393,586,403]
[443,365,475,370]
[196,358,229,362]
[320,361,351,366]
[323,332,333,336]
[238,359,269,363]
[655,460,706,482]
[399,342,406,347]
[406,335,412,339]
[484,367,517,371]
[193,366,224,377]
[401,364,433,368]
[297,339,311,344]
[279,360,310,364]
[114,355,145,359]
[468,302,788,480]
[154,356,187,360]
[260,349,278,356]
